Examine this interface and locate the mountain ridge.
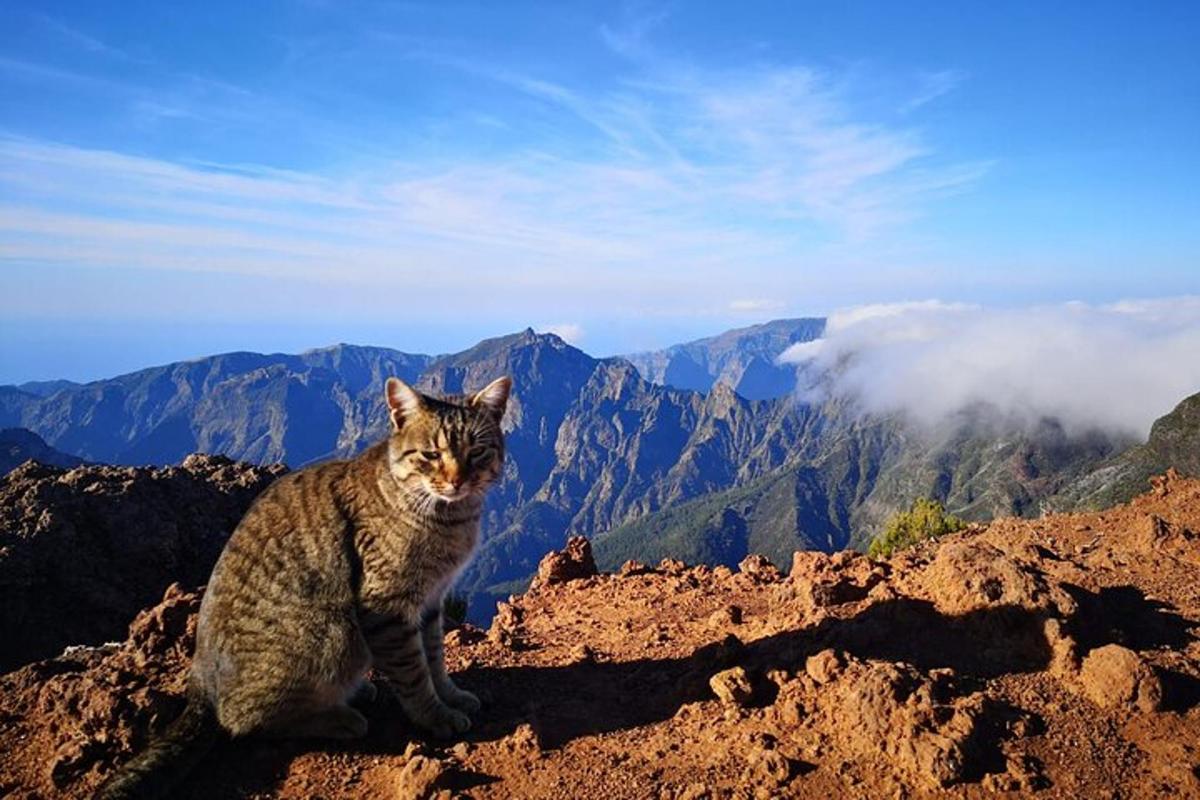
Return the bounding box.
[4,323,1193,624]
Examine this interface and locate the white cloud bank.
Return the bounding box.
[779,297,1200,436]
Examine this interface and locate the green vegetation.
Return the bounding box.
[867,498,965,558]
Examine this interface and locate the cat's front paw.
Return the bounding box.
[421,704,472,740]
[444,688,481,714]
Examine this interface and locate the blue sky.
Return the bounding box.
[1,1,1198,383]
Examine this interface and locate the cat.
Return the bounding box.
[97,375,511,800]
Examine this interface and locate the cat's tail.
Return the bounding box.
[95,685,225,800]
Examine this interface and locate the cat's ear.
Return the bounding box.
[385,378,423,430]
[471,376,511,417]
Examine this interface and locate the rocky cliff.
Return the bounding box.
[0,455,285,670]
[2,472,1197,798]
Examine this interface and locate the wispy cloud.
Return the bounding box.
[1,37,986,319]
[36,15,145,63]
[899,69,966,114]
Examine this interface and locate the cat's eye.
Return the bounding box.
[422,451,442,461]
[468,445,489,461]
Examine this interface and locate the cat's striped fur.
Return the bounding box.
[97,376,511,800]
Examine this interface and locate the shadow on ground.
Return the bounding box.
[175,585,1197,798]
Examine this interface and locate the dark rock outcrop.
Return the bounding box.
[0,455,284,670]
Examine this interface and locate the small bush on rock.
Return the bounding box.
[868,498,965,558]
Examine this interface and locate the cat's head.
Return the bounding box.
[383,376,510,504]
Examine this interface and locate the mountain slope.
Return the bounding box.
[0,428,84,474]
[595,403,1134,567]
[1052,390,1200,510]
[625,317,825,399]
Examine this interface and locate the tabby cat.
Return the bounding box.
[98,375,511,800]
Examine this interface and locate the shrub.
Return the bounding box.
[867,498,965,558]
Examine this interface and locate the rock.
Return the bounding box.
[619,559,652,576]
[1150,468,1183,497]
[530,536,598,589]
[659,558,687,575]
[801,577,867,608]
[746,750,792,786]
[738,554,782,582]
[710,667,755,706]
[707,605,743,626]
[501,722,542,756]
[395,750,449,799]
[1043,618,1080,679]
[921,541,1077,618]
[805,649,845,685]
[1079,644,1163,713]
[443,624,485,648]
[568,644,595,664]
[0,456,283,671]
[488,601,525,647]
[790,550,831,578]
[48,737,102,788]
[776,697,806,726]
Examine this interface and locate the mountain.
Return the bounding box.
[4,324,1182,624]
[0,345,432,466]
[1052,391,1200,510]
[13,379,80,398]
[593,402,1134,571]
[624,317,825,399]
[0,428,85,474]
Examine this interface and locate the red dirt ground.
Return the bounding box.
[2,471,1198,799]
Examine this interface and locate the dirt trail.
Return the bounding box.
[2,470,1198,799]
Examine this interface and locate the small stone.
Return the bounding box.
[708,605,743,626]
[805,649,845,685]
[710,666,755,706]
[751,750,793,786]
[568,644,595,663]
[395,753,447,799]
[738,554,782,582]
[619,559,651,576]
[777,698,805,726]
[659,558,687,575]
[502,722,542,755]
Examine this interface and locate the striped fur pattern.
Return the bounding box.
[99,376,510,799]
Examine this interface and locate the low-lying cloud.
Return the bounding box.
[779,297,1200,437]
